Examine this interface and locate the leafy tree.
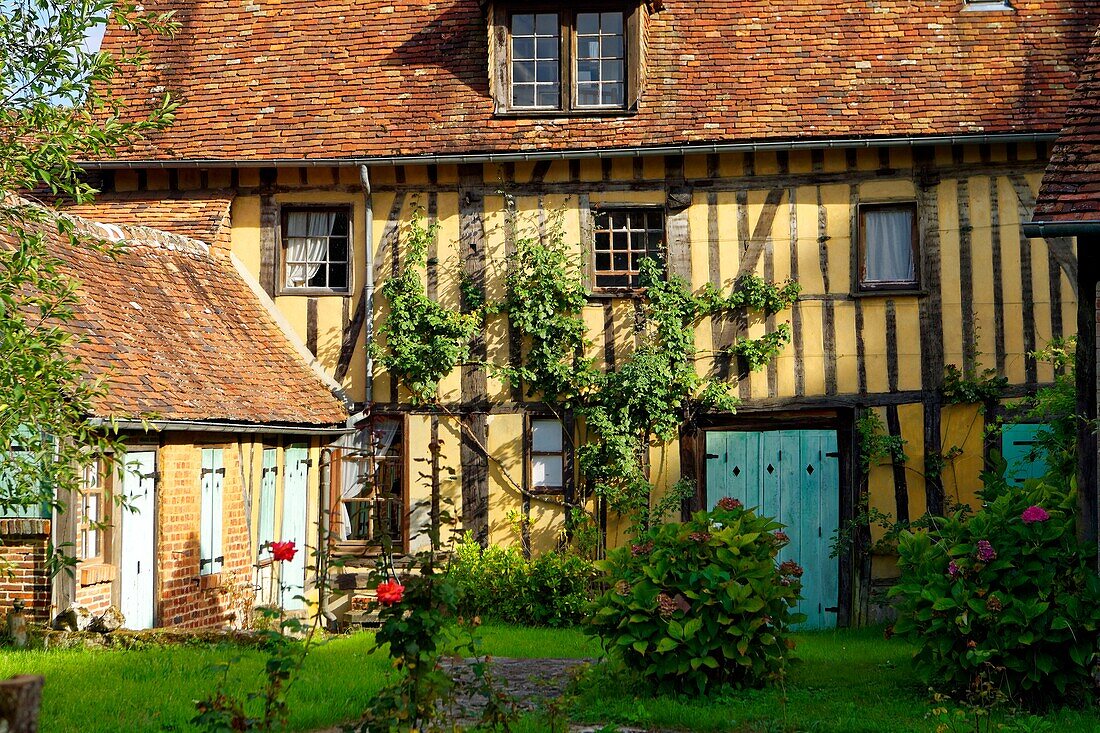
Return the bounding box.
[0,1,174,539]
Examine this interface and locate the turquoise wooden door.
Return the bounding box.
[1000,423,1048,486]
[706,429,840,629]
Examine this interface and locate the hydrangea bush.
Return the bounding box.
[891,478,1100,708]
[588,498,804,694]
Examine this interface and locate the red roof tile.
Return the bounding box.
[61,193,233,247]
[100,0,1099,162]
[1034,26,1100,225]
[2,201,349,427]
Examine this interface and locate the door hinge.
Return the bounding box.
[825,451,840,458]
[825,606,839,613]
[705,453,720,460]
[302,459,314,468]
[141,470,160,481]
[819,526,822,538]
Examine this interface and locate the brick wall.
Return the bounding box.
[0,519,51,622]
[157,437,255,629]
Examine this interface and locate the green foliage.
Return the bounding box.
[447,534,597,627]
[729,323,793,372]
[856,409,908,474]
[942,364,1009,405]
[1,1,175,532]
[587,502,804,695]
[891,477,1100,709]
[497,217,595,406]
[373,212,480,405]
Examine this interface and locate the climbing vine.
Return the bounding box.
[373,212,480,405]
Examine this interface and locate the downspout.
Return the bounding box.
[359,165,375,408]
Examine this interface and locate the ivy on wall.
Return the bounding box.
[373,206,802,533]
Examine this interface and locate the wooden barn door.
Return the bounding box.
[705,429,839,629]
[280,444,309,611]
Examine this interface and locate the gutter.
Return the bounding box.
[89,418,353,436]
[1022,221,1100,238]
[80,132,1061,170]
[359,165,375,407]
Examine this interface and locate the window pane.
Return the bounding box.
[577,60,599,83]
[594,231,610,251]
[513,61,535,83]
[536,36,557,59]
[329,236,348,262]
[532,456,564,488]
[577,84,600,106]
[307,264,327,288]
[604,35,624,58]
[577,12,599,34]
[613,252,628,270]
[578,37,600,59]
[864,208,916,283]
[331,212,349,237]
[536,85,560,107]
[535,13,558,35]
[532,419,563,452]
[602,60,623,82]
[513,36,535,60]
[601,11,624,33]
[536,60,559,82]
[512,14,534,35]
[595,252,611,270]
[602,83,624,106]
[328,263,349,290]
[513,84,535,107]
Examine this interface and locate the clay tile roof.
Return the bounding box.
[1033,26,1100,226]
[61,192,233,248]
[2,200,349,427]
[100,0,1100,162]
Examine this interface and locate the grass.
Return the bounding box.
[0,624,596,733]
[0,625,1095,732]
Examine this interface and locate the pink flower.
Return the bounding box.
[1021,505,1050,524]
[716,497,743,511]
[947,560,960,578]
[375,580,405,606]
[270,541,297,562]
[773,531,790,545]
[976,540,996,562]
[779,560,803,578]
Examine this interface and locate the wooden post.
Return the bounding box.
[1075,238,1099,568]
[0,675,43,733]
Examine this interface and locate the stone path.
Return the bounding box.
[316,656,661,732]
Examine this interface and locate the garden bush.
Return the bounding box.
[447,534,597,627]
[891,474,1100,708]
[587,499,804,694]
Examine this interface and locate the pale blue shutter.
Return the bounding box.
[200,448,225,575]
[258,448,278,554]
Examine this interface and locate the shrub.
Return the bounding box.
[891,476,1100,708]
[447,534,597,627]
[587,500,804,695]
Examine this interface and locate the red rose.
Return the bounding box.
[376,580,405,606]
[270,540,297,562]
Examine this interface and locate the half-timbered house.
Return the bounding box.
[88,0,1099,625]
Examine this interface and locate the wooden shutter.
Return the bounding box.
[200,448,225,575]
[258,448,278,554]
[626,3,646,110]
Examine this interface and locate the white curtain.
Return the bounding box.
[338,421,399,540]
[865,209,915,283]
[286,211,336,287]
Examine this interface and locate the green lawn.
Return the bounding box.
[0,625,1095,732]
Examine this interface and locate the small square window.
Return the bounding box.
[592,208,665,290]
[857,203,919,292]
[281,207,352,293]
[79,461,109,563]
[529,418,568,492]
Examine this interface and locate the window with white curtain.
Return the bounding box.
[281,206,351,292]
[337,417,404,545]
[529,417,567,493]
[858,203,919,291]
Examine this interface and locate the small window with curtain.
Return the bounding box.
[857,202,920,292]
[528,418,567,494]
[281,206,351,294]
[338,417,405,547]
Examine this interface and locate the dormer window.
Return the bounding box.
[491,3,644,115]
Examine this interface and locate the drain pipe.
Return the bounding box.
[359,165,375,407]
